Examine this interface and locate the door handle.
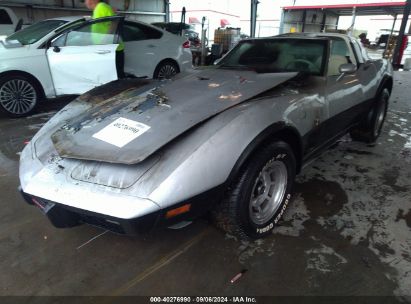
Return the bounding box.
[95,50,111,54]
[147,44,156,48]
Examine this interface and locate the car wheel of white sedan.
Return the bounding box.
[212,141,296,240]
[0,75,40,118]
[153,61,179,79]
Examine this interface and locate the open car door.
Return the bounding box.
[47,16,123,96]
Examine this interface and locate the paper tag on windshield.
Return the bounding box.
[92,117,150,148]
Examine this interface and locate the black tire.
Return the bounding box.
[212,141,296,239]
[0,74,41,118]
[350,88,389,143]
[153,61,179,79]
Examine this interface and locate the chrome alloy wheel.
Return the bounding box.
[0,79,37,115]
[249,160,288,225]
[157,64,178,79]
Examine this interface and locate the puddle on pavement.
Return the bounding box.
[0,151,17,177]
[0,113,52,162]
[0,136,28,161]
[294,178,347,219]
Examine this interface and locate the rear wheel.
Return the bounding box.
[0,74,41,118]
[153,61,179,79]
[212,141,296,239]
[350,88,389,143]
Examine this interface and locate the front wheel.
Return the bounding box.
[0,75,41,118]
[212,141,296,239]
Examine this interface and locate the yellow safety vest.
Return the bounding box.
[92,2,124,51]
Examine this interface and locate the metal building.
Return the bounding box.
[0,0,168,23]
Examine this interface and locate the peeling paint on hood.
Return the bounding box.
[51,69,298,164]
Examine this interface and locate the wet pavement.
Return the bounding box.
[0,74,410,301]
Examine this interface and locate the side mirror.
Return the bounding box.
[53,46,61,53]
[336,63,357,81]
[49,33,66,49]
[338,63,356,74]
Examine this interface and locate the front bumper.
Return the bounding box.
[20,189,160,235]
[20,184,225,235]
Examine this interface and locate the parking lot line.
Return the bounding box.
[109,228,210,296]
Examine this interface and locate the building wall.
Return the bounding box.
[240,20,281,37]
[282,9,338,33]
[1,0,166,24]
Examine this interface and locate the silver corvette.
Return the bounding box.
[19,33,393,239]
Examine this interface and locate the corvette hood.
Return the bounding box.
[51,69,297,165]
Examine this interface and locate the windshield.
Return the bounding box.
[218,38,327,75]
[6,20,67,45]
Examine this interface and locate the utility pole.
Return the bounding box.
[250,0,259,38]
[348,6,356,36]
[392,0,411,67]
[164,0,170,23]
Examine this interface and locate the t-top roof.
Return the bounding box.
[282,2,406,16]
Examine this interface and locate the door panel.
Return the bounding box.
[323,38,364,140]
[300,78,329,156]
[47,16,122,95]
[47,44,118,95]
[324,73,363,140]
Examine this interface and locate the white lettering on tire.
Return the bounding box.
[256,193,292,234]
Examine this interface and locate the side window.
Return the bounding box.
[122,22,162,42]
[328,39,354,76]
[122,23,146,41]
[65,18,120,46]
[0,9,13,25]
[140,24,162,39]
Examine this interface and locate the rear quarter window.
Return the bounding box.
[123,22,162,42]
[0,9,13,25]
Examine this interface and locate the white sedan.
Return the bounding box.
[0,16,192,117]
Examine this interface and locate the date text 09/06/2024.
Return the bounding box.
[149,297,257,303]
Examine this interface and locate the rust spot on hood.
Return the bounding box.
[77,78,151,105]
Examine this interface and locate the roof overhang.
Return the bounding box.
[282,2,406,16]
